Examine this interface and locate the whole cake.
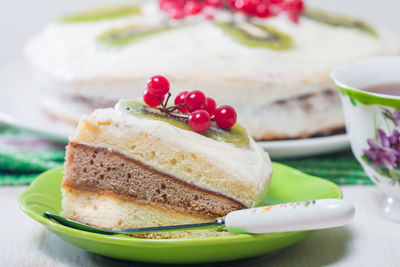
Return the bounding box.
[25,0,399,140]
[61,78,272,238]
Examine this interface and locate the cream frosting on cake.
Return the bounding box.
[61,100,272,238]
[25,2,400,139]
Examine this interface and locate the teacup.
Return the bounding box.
[331,57,400,222]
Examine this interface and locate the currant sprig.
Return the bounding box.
[158,0,304,23]
[143,75,237,133]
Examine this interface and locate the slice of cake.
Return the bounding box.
[61,78,272,238]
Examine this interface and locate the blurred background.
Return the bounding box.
[0,0,399,63]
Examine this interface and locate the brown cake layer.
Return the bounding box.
[63,142,246,218]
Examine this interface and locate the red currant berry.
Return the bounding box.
[255,2,271,18]
[214,105,237,129]
[143,90,164,107]
[185,90,207,112]
[281,0,304,22]
[188,110,211,133]
[283,0,304,12]
[174,91,189,113]
[205,97,216,117]
[234,0,260,15]
[159,0,173,10]
[227,0,237,10]
[269,2,281,16]
[147,75,170,97]
[287,11,299,23]
[169,7,185,19]
[205,0,223,8]
[184,0,203,15]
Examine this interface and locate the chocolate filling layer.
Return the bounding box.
[63,143,246,218]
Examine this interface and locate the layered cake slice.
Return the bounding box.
[61,77,272,238]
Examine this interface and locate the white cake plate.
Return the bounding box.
[0,58,349,159]
[258,134,348,159]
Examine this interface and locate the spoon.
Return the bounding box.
[44,198,354,235]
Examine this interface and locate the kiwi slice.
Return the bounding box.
[58,5,141,23]
[97,24,187,46]
[118,100,250,147]
[215,21,293,50]
[302,8,377,37]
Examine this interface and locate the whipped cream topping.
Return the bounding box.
[26,3,399,93]
[70,101,272,206]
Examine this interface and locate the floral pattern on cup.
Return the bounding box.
[362,107,400,185]
[249,200,317,214]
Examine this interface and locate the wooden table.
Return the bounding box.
[2,185,399,266]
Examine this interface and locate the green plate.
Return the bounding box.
[18,163,342,264]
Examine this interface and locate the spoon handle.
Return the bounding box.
[225,199,355,234]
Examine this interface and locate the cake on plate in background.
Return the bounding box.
[62,79,272,238]
[25,0,399,140]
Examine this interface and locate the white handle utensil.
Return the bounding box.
[224,199,354,234]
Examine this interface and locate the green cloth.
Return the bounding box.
[0,124,373,186]
[0,125,64,185]
[281,152,373,185]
